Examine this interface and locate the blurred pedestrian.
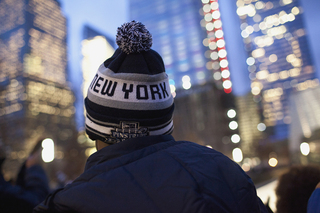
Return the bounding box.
[34,20,268,213]
[275,164,320,213]
[0,139,50,213]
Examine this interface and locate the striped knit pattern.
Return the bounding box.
[85,53,174,144]
[85,21,174,144]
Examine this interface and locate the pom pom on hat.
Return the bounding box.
[116,20,152,54]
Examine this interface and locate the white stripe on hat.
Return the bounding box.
[87,70,173,110]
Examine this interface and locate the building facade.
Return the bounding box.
[235,0,318,142]
[79,25,116,156]
[129,0,239,156]
[0,0,84,183]
[289,86,320,163]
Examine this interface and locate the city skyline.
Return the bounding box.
[57,0,320,167]
[59,0,320,98]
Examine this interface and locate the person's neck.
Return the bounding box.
[96,140,109,151]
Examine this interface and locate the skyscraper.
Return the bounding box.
[235,0,318,142]
[289,85,320,163]
[0,0,84,181]
[79,25,116,156]
[129,0,239,156]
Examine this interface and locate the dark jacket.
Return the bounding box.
[34,135,267,213]
[0,163,49,213]
[308,188,320,213]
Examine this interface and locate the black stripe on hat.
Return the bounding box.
[85,97,174,127]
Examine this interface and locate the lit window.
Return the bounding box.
[240,23,248,30]
[203,4,211,13]
[252,48,265,58]
[256,70,269,80]
[210,2,219,10]
[179,63,189,72]
[220,59,229,68]
[223,80,232,89]
[269,54,278,63]
[229,121,238,130]
[204,13,213,22]
[246,57,255,66]
[202,38,209,47]
[289,68,301,77]
[210,51,219,60]
[286,54,296,63]
[216,39,225,48]
[218,49,227,58]
[259,22,267,30]
[300,142,310,156]
[248,9,256,17]
[209,42,217,50]
[215,30,224,38]
[257,123,266,131]
[221,70,230,78]
[265,2,274,9]
[206,23,214,31]
[182,81,191,90]
[232,148,243,162]
[246,26,254,34]
[212,11,221,19]
[267,73,279,82]
[227,109,236,118]
[196,71,205,80]
[268,157,278,167]
[291,7,300,15]
[251,87,261,95]
[282,0,293,5]
[182,75,190,82]
[214,20,222,28]
[231,134,241,143]
[279,70,289,79]
[253,24,260,32]
[212,61,220,70]
[206,61,213,69]
[241,30,249,38]
[255,1,265,10]
[288,13,295,21]
[237,5,255,16]
[213,72,221,80]
[42,138,55,163]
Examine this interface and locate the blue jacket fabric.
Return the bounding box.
[0,164,49,213]
[34,135,267,213]
[308,188,320,213]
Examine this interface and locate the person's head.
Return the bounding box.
[84,21,174,147]
[275,164,320,213]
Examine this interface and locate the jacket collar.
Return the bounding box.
[85,135,175,171]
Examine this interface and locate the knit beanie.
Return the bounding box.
[85,21,174,144]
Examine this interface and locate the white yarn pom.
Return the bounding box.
[116,20,152,54]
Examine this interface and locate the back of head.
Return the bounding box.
[84,21,174,145]
[276,164,320,213]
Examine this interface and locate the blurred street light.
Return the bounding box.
[232,148,243,162]
[41,138,55,163]
[300,142,310,156]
